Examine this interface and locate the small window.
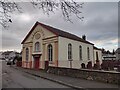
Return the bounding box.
[68,43,72,60]
[48,44,53,61]
[26,48,29,61]
[87,47,90,60]
[79,45,82,60]
[35,42,40,52]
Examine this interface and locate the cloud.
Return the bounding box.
[1,2,118,52]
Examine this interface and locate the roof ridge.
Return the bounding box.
[37,22,94,45]
[38,21,80,37]
[22,21,94,45]
[38,22,77,35]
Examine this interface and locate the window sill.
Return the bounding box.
[49,61,54,64]
[34,51,41,52]
[32,51,42,55]
[68,59,73,61]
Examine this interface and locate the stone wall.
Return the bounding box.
[101,60,120,71]
[48,66,120,85]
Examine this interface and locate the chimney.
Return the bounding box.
[82,35,86,40]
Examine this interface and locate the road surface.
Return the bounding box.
[2,60,71,88]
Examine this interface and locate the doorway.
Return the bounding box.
[34,57,40,69]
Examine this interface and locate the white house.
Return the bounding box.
[102,50,116,61]
[2,51,12,59]
[0,52,3,59]
[102,54,116,61]
[94,47,102,65]
[116,48,120,60]
[21,22,102,69]
[2,51,21,60]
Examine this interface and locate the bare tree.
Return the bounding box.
[0,0,22,28]
[0,0,84,28]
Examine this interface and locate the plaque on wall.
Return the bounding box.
[35,33,41,40]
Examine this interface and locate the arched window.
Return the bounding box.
[87,47,90,60]
[68,43,72,60]
[26,48,29,61]
[48,44,53,61]
[79,45,82,60]
[35,42,40,52]
[96,51,99,60]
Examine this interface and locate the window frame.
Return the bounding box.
[96,51,99,60]
[68,43,72,60]
[87,47,90,60]
[79,45,82,60]
[26,48,29,61]
[35,42,40,52]
[48,44,53,62]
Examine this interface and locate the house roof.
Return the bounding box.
[2,51,13,55]
[94,46,101,51]
[116,48,120,53]
[21,21,94,45]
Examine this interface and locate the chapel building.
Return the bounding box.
[21,22,102,69]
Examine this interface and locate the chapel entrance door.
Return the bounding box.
[34,57,40,69]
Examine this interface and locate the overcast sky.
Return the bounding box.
[1,1,118,52]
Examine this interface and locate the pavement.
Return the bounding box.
[12,66,119,90]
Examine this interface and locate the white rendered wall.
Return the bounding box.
[94,49,102,65]
[58,36,94,69]
[22,24,56,69]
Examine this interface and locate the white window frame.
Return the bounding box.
[26,48,29,61]
[35,42,40,52]
[68,43,72,60]
[79,45,82,60]
[87,47,90,60]
[48,44,53,62]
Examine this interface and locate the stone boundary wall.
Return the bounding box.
[48,66,120,85]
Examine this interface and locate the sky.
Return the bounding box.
[1,1,119,52]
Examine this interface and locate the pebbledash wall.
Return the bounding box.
[48,66,120,85]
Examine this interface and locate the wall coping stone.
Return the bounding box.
[49,66,120,74]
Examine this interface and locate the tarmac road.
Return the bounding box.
[2,60,71,89]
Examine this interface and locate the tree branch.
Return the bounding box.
[0,0,84,28]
